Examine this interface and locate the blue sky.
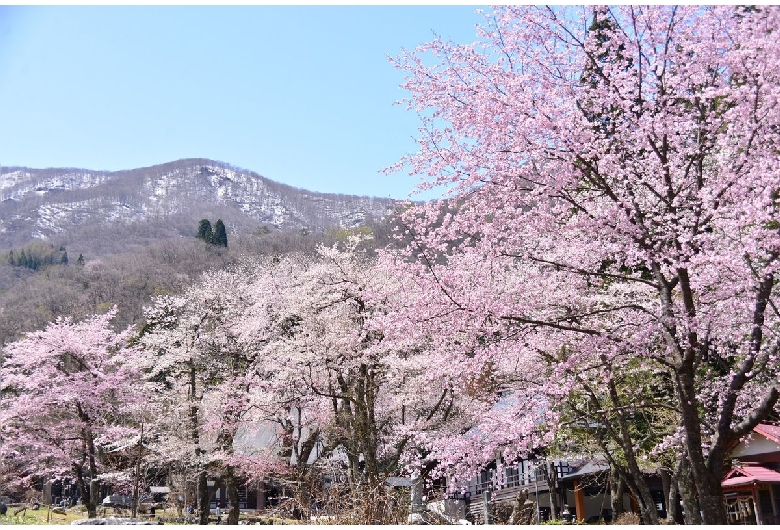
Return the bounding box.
[0,6,484,199]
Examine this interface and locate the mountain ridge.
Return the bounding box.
[0,158,389,199]
[0,158,398,251]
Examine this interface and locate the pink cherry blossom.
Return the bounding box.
[385,5,780,524]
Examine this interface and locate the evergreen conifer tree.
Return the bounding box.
[19,250,28,269]
[61,251,69,265]
[76,253,85,267]
[196,219,213,242]
[7,250,14,266]
[212,219,228,248]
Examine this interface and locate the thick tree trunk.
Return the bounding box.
[131,424,144,519]
[358,364,380,489]
[605,379,659,525]
[186,361,210,525]
[622,471,659,525]
[542,461,559,520]
[72,463,97,519]
[197,470,209,525]
[662,460,683,524]
[225,467,240,525]
[665,269,780,525]
[74,406,100,519]
[676,455,702,525]
[676,369,726,524]
[609,465,625,520]
[694,480,726,526]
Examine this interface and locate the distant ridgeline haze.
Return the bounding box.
[0,158,396,252]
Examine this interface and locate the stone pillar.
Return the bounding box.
[407,472,426,524]
[410,473,424,510]
[256,482,265,513]
[482,490,491,524]
[43,480,52,505]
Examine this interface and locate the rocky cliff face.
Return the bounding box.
[0,159,397,248]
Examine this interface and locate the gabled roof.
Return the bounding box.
[562,456,610,481]
[722,464,780,488]
[754,423,780,445]
[727,422,780,460]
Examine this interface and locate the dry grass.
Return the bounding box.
[0,505,87,525]
[612,512,641,525]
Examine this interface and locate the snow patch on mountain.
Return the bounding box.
[0,159,397,244]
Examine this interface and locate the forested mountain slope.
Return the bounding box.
[0,158,396,253]
[0,159,399,348]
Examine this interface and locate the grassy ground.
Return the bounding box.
[0,506,87,525]
[0,505,189,525]
[0,505,299,525]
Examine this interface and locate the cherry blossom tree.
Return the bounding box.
[134,239,440,522]
[0,308,140,518]
[387,5,780,524]
[233,242,415,506]
[199,238,460,521]
[135,270,283,526]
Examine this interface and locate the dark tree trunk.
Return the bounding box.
[72,463,97,519]
[604,378,660,525]
[225,467,240,526]
[131,424,144,519]
[75,406,100,519]
[186,361,210,525]
[622,471,659,525]
[677,455,702,525]
[662,460,683,524]
[357,364,380,489]
[676,369,726,524]
[197,470,209,525]
[609,465,626,519]
[542,461,560,520]
[667,270,779,525]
